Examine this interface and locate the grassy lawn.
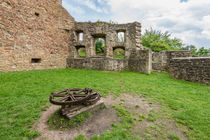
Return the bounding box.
[0,69,209,139]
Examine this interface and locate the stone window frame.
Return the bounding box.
[116,29,126,43]
[35,12,40,17]
[75,45,86,57]
[92,34,106,56]
[31,58,41,63]
[75,30,84,42]
[113,46,126,59]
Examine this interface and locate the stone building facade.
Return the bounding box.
[0,0,74,72]
[67,21,152,74]
[68,22,143,58]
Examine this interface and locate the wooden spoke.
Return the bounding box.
[49,88,101,106]
[55,96,69,102]
[69,94,76,101]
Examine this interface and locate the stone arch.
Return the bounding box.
[116,29,126,42]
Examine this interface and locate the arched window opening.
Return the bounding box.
[117,32,125,42]
[95,38,105,55]
[113,47,125,59]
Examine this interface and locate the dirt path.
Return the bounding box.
[34,96,120,140]
[34,94,188,140]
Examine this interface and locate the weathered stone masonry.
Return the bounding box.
[69,22,143,58]
[129,49,152,74]
[152,50,191,72]
[67,21,152,74]
[1,1,152,74]
[1,0,209,85]
[152,51,210,85]
[170,57,210,85]
[0,0,74,72]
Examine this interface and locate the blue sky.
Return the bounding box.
[62,0,210,49]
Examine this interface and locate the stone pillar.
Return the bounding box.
[134,22,143,49]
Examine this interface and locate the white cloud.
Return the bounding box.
[62,0,210,48]
[72,0,106,13]
[106,0,210,48]
[62,1,85,15]
[201,15,210,39]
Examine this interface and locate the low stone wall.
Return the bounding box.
[128,49,152,74]
[166,50,191,58]
[170,57,210,85]
[152,50,191,71]
[67,57,128,71]
[67,49,152,74]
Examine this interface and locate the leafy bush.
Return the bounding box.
[114,48,125,59]
[142,28,183,52]
[182,45,210,56]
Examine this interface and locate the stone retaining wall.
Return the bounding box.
[67,49,152,74]
[152,50,191,71]
[170,57,210,85]
[67,57,128,71]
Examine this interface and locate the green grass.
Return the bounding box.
[79,52,86,57]
[0,69,209,139]
[75,104,140,140]
[48,110,91,130]
[114,53,125,59]
[147,110,158,122]
[168,133,181,140]
[48,104,106,130]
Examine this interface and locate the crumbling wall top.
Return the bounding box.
[69,21,143,59]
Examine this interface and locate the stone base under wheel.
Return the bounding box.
[61,100,105,119]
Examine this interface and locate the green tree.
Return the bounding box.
[182,45,197,56]
[142,28,184,52]
[95,38,105,54]
[196,47,210,56]
[182,45,210,56]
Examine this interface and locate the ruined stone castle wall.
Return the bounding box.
[0,0,75,72]
[67,57,128,71]
[67,21,151,74]
[152,50,191,71]
[1,1,152,74]
[169,57,210,85]
[128,49,152,74]
[68,22,143,59]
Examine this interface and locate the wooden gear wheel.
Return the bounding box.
[49,88,101,106]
